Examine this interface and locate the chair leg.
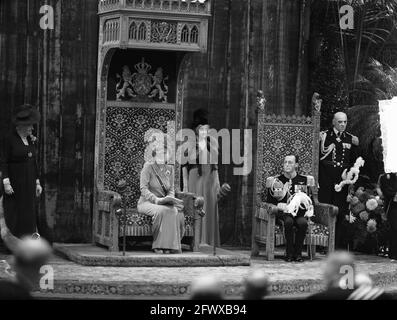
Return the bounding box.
[251,240,260,256]
[193,219,201,252]
[191,236,198,252]
[265,250,274,261]
[265,240,274,261]
[307,245,316,260]
[109,239,120,252]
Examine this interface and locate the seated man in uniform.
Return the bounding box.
[267,155,315,262]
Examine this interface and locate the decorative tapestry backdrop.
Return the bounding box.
[256,114,320,203]
[104,102,175,209]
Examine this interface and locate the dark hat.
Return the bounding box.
[12,104,40,125]
[192,108,209,129]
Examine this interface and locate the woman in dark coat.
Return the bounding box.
[378,172,397,260]
[1,104,42,238]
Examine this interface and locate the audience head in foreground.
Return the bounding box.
[190,275,224,300]
[12,236,53,291]
[242,269,270,300]
[323,250,356,289]
[0,233,52,299]
[308,251,392,300]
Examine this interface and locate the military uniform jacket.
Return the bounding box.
[267,174,314,217]
[319,128,358,169]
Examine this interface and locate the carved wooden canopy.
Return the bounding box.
[98,0,211,52]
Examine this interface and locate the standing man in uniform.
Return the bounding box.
[319,112,359,249]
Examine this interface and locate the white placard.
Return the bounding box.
[379,97,397,173]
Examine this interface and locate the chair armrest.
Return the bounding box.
[97,189,122,213]
[175,191,196,200]
[257,202,278,219]
[312,202,338,226]
[175,191,205,218]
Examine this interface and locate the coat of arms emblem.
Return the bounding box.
[116,58,169,102]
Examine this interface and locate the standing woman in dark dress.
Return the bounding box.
[1,104,42,238]
[378,172,397,261]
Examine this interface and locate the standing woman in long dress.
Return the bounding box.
[1,104,42,239]
[137,142,185,254]
[182,109,221,247]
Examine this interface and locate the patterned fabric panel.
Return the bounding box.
[119,210,194,237]
[259,124,314,201]
[104,105,175,209]
[303,235,329,246]
[120,225,194,237]
[274,223,329,247]
[261,125,314,176]
[275,233,285,247]
[308,222,329,236]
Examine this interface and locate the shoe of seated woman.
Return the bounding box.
[153,249,163,254]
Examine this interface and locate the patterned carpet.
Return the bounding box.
[1,246,397,298]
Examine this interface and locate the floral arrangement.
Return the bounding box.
[29,134,37,144]
[345,186,389,254]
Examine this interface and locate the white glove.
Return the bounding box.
[4,183,14,195]
[36,184,43,197]
[277,203,287,212]
[304,205,314,218]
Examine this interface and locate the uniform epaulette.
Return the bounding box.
[306,175,315,187]
[352,135,359,146]
[266,176,276,188]
[345,131,358,143]
[319,130,327,141]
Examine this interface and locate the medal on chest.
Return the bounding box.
[158,164,170,176]
[294,183,308,194]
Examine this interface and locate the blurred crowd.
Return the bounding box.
[0,240,394,300]
[189,251,393,300]
[0,235,52,299]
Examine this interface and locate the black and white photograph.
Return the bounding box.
[1,0,397,313]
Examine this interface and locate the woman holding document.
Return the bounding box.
[137,142,185,254]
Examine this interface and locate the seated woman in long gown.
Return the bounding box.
[137,144,185,254]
